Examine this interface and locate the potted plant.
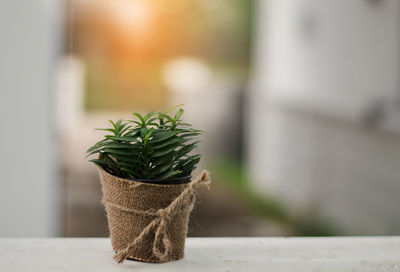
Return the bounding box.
[86,106,210,264]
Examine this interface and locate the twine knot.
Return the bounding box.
[156,209,170,221]
[110,170,211,263]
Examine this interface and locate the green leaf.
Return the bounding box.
[179,132,202,138]
[123,129,140,137]
[86,140,112,153]
[158,170,182,179]
[104,148,136,156]
[179,156,201,174]
[174,108,184,121]
[157,112,173,124]
[86,149,103,158]
[152,145,177,158]
[177,122,192,127]
[119,125,130,135]
[117,162,142,170]
[126,120,142,126]
[109,120,116,129]
[133,113,145,126]
[164,103,186,114]
[110,136,139,142]
[105,142,137,149]
[143,112,156,122]
[175,154,201,167]
[151,137,184,150]
[144,128,154,142]
[175,142,199,158]
[152,161,173,175]
[152,131,179,143]
[109,153,142,164]
[146,116,160,125]
[89,158,117,168]
[152,153,174,166]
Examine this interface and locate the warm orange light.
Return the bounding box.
[110,0,153,33]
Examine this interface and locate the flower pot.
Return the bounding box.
[99,168,210,263]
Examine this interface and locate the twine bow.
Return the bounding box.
[108,170,211,264]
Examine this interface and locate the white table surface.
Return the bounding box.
[1,237,400,272]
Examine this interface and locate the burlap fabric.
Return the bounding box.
[99,168,211,264]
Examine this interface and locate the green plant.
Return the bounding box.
[86,106,204,180]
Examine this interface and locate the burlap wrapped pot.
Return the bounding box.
[99,168,211,264]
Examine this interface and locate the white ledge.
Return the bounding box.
[1,237,400,271]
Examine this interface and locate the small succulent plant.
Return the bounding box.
[86,105,204,181]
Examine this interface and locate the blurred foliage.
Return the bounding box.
[211,158,290,222]
[211,158,338,236]
[68,0,254,111]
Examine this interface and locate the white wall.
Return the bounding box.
[0,0,63,236]
[249,0,400,234]
[254,0,400,121]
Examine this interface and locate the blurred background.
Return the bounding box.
[1,0,400,237]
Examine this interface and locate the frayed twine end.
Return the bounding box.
[199,170,211,189]
[113,250,129,264]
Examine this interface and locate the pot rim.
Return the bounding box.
[100,167,192,185]
[131,175,192,185]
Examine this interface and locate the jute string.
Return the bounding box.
[102,170,211,264]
